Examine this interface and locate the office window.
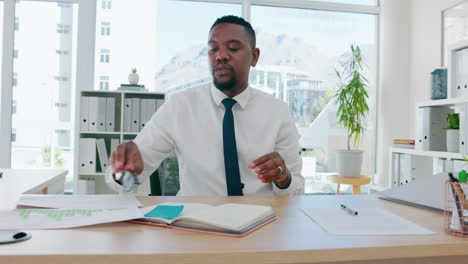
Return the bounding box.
[10,1,78,193]
[12,72,17,87]
[14,17,19,31]
[101,22,111,36]
[305,0,378,5]
[100,49,110,63]
[58,3,72,8]
[152,1,241,93]
[102,0,111,10]
[57,23,71,34]
[251,5,378,193]
[99,76,109,90]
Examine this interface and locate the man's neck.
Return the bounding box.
[222,82,248,98]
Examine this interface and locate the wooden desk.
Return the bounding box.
[0,168,67,210]
[0,195,467,264]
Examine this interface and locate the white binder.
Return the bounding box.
[77,179,88,194]
[97,97,107,132]
[88,97,99,132]
[79,138,96,174]
[156,99,164,111]
[123,98,132,132]
[105,97,115,132]
[416,108,430,151]
[140,98,149,130]
[110,138,120,155]
[147,98,156,120]
[80,96,90,131]
[392,153,400,187]
[131,98,140,132]
[459,104,468,154]
[96,138,109,172]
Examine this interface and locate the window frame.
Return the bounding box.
[0,0,94,168]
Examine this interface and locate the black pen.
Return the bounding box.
[340,204,358,216]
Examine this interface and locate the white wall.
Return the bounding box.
[376,0,412,187]
[376,0,466,187]
[409,0,466,111]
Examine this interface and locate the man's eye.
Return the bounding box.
[209,48,218,52]
[229,47,239,51]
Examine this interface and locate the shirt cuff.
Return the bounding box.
[273,172,304,196]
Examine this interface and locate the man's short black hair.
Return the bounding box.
[210,15,256,49]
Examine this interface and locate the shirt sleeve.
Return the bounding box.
[272,104,304,195]
[105,95,177,193]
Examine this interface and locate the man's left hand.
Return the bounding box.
[248,152,291,189]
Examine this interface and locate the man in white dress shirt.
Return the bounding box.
[107,15,304,196]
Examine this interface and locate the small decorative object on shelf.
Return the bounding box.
[128,67,140,85]
[445,113,459,152]
[431,68,447,100]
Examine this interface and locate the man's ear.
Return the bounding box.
[251,48,260,67]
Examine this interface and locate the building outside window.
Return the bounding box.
[99,76,109,90]
[101,22,111,36]
[57,23,71,34]
[100,49,110,63]
[14,17,19,31]
[102,0,111,10]
[12,72,17,87]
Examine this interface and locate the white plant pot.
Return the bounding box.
[447,129,459,153]
[128,73,139,85]
[336,149,364,177]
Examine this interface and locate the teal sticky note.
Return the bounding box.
[144,205,184,219]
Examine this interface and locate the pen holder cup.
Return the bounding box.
[445,181,468,237]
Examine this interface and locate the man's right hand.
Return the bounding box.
[110,141,144,175]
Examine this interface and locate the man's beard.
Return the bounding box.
[212,63,237,92]
[213,76,237,92]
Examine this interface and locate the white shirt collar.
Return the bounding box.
[210,83,251,110]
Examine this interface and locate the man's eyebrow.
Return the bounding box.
[208,40,243,45]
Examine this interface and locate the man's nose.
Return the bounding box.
[216,48,230,62]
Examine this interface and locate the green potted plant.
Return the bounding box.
[334,44,369,177]
[446,113,459,153]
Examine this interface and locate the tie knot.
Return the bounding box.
[222,98,237,110]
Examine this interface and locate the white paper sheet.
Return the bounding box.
[300,207,435,235]
[17,194,142,209]
[0,207,144,229]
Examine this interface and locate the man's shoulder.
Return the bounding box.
[166,84,210,103]
[250,87,289,108]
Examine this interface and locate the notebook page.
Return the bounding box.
[177,203,273,231]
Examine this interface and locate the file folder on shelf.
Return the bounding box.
[79,138,96,174]
[105,97,115,132]
[123,98,132,132]
[80,96,90,131]
[131,98,140,132]
[96,138,109,172]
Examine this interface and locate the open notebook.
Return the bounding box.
[128,203,277,237]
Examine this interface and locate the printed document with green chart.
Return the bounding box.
[0,207,144,229]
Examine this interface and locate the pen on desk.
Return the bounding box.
[340,204,358,216]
